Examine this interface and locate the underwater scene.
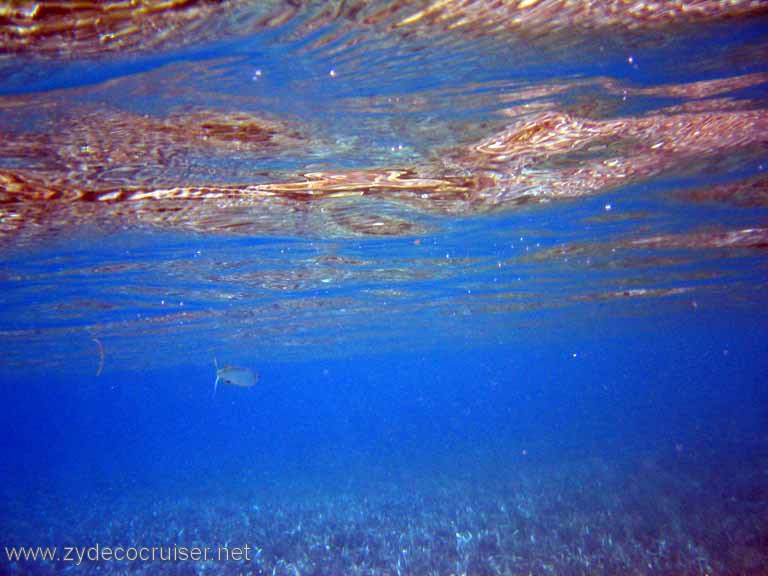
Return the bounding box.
[1,1,767,575]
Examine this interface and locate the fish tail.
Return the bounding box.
[213,358,219,398]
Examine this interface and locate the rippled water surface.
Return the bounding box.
[1,2,767,575]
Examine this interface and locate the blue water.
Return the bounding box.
[1,4,768,575]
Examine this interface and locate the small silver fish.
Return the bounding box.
[213,358,258,397]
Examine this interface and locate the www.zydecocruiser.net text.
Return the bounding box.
[5,543,253,566]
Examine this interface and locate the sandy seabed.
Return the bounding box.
[3,446,767,576]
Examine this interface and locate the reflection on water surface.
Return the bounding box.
[0,0,766,367]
